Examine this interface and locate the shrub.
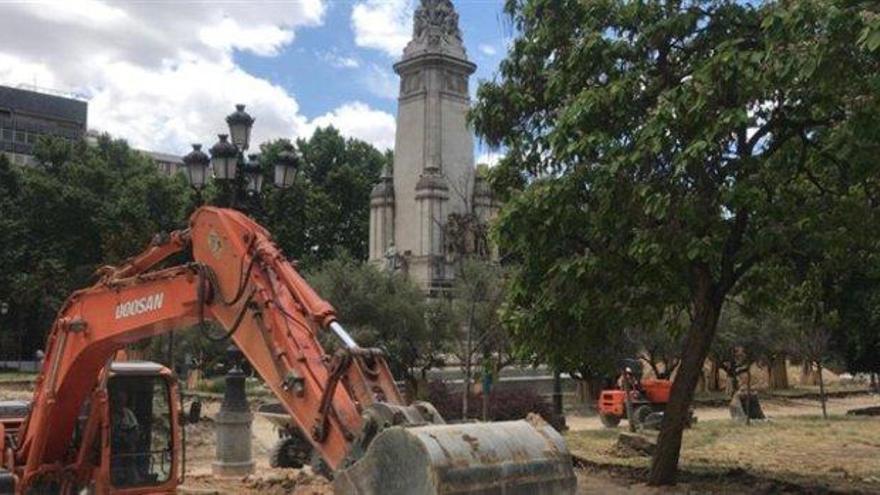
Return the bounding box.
[426,380,565,431]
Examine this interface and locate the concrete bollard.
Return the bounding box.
[212,366,255,477]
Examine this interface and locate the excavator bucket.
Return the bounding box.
[333,419,577,495]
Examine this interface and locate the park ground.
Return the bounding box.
[1,375,878,494]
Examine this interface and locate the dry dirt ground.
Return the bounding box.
[169,394,880,494]
[567,393,880,431]
[567,400,880,494]
[2,379,878,494]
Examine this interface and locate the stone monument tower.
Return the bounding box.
[370,0,495,293]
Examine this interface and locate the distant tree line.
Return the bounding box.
[0,126,390,362]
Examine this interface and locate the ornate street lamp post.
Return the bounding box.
[181,104,301,210]
[226,104,254,151]
[182,144,210,204]
[180,106,304,478]
[0,302,8,361]
[212,345,255,477]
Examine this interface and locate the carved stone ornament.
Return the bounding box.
[401,71,425,95]
[413,0,462,43]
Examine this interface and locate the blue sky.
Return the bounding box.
[0,0,512,163]
[234,0,512,161]
[236,0,511,117]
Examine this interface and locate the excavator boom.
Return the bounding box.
[3,207,576,494]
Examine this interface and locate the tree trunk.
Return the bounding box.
[649,274,720,486]
[767,355,789,390]
[695,371,706,393]
[575,380,589,405]
[800,362,820,386]
[462,366,470,420]
[553,370,563,416]
[575,375,603,409]
[707,360,721,391]
[403,375,418,404]
[871,372,878,393]
[416,369,430,401]
[817,361,828,420]
[745,367,752,427]
[723,366,740,396]
[461,299,478,420]
[623,373,636,433]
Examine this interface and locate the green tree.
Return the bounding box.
[783,271,837,418]
[306,257,448,399]
[471,0,880,483]
[253,127,386,268]
[0,135,190,358]
[626,311,687,380]
[710,302,780,394]
[441,258,513,419]
[834,269,880,382]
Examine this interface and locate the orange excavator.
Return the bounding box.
[0,207,575,494]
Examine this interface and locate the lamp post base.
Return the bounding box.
[212,409,255,477]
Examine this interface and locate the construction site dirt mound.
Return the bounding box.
[244,469,332,494]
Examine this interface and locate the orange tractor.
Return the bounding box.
[0,207,576,494]
[597,360,680,429]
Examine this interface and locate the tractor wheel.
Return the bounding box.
[632,405,653,428]
[269,431,312,469]
[599,413,621,428]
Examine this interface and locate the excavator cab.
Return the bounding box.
[101,362,181,494]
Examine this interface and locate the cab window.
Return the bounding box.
[108,376,173,487]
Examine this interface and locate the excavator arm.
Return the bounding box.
[8,207,576,494]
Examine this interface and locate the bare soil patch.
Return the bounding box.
[567,414,880,493]
[4,381,878,494]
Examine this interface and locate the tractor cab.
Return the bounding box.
[102,361,181,494]
[597,359,674,429]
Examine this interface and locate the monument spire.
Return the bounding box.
[369,0,478,294]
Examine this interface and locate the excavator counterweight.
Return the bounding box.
[2,207,576,494]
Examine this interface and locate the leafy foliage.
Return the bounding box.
[250,127,387,268]
[627,313,687,379]
[710,302,781,391]
[306,256,449,391]
[471,0,880,483]
[0,135,190,358]
[834,269,880,374]
[0,126,389,363]
[447,259,513,373]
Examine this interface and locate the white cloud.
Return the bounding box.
[89,59,309,153]
[309,102,396,151]
[361,64,398,99]
[19,0,129,27]
[0,0,326,153]
[317,49,361,69]
[0,54,58,90]
[478,44,497,56]
[351,0,414,57]
[477,151,504,167]
[200,18,295,57]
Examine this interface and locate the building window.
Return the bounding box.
[26,132,36,145]
[14,131,26,143]
[1,128,11,141]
